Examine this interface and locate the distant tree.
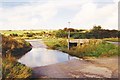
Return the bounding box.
[90,25,103,38]
[63,27,68,31]
[55,30,68,38]
[92,25,102,31]
[63,28,75,32]
[68,28,75,32]
[118,31,120,38]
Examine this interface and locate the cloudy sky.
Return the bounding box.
[0,0,119,30]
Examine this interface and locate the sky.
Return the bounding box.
[0,0,119,30]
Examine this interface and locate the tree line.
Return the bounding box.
[54,26,119,39]
[8,25,119,39]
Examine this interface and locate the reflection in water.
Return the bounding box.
[18,39,77,67]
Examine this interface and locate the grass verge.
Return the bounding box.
[43,38,119,58]
[2,35,32,78]
[103,38,120,42]
[2,54,32,78]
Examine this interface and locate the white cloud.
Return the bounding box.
[0,0,92,30]
[113,0,120,3]
[0,2,58,29]
[0,0,118,30]
[47,0,90,9]
[72,2,118,30]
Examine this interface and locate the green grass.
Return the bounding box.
[0,30,45,35]
[43,38,119,58]
[0,30,47,39]
[103,38,120,42]
[69,42,118,58]
[43,38,68,51]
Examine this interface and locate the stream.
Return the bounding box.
[18,39,78,68]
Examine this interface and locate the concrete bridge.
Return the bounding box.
[68,39,102,48]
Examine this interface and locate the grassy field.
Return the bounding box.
[43,38,119,58]
[43,38,68,50]
[103,38,120,42]
[0,30,51,39]
[0,30,46,35]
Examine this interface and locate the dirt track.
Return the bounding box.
[32,56,118,78]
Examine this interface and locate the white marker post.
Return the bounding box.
[68,22,70,60]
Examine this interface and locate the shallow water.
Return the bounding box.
[18,39,77,67]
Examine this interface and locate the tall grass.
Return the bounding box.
[2,35,32,58]
[103,38,120,42]
[2,54,32,78]
[2,35,32,78]
[43,38,119,58]
[69,41,118,58]
[43,38,68,51]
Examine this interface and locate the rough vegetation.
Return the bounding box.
[43,38,67,50]
[1,35,32,78]
[103,38,120,42]
[2,54,32,78]
[2,35,32,58]
[0,26,119,78]
[0,26,119,39]
[54,26,119,39]
[44,38,119,58]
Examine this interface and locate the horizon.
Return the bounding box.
[0,27,118,31]
[0,0,119,30]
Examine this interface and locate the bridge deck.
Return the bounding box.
[68,39,101,43]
